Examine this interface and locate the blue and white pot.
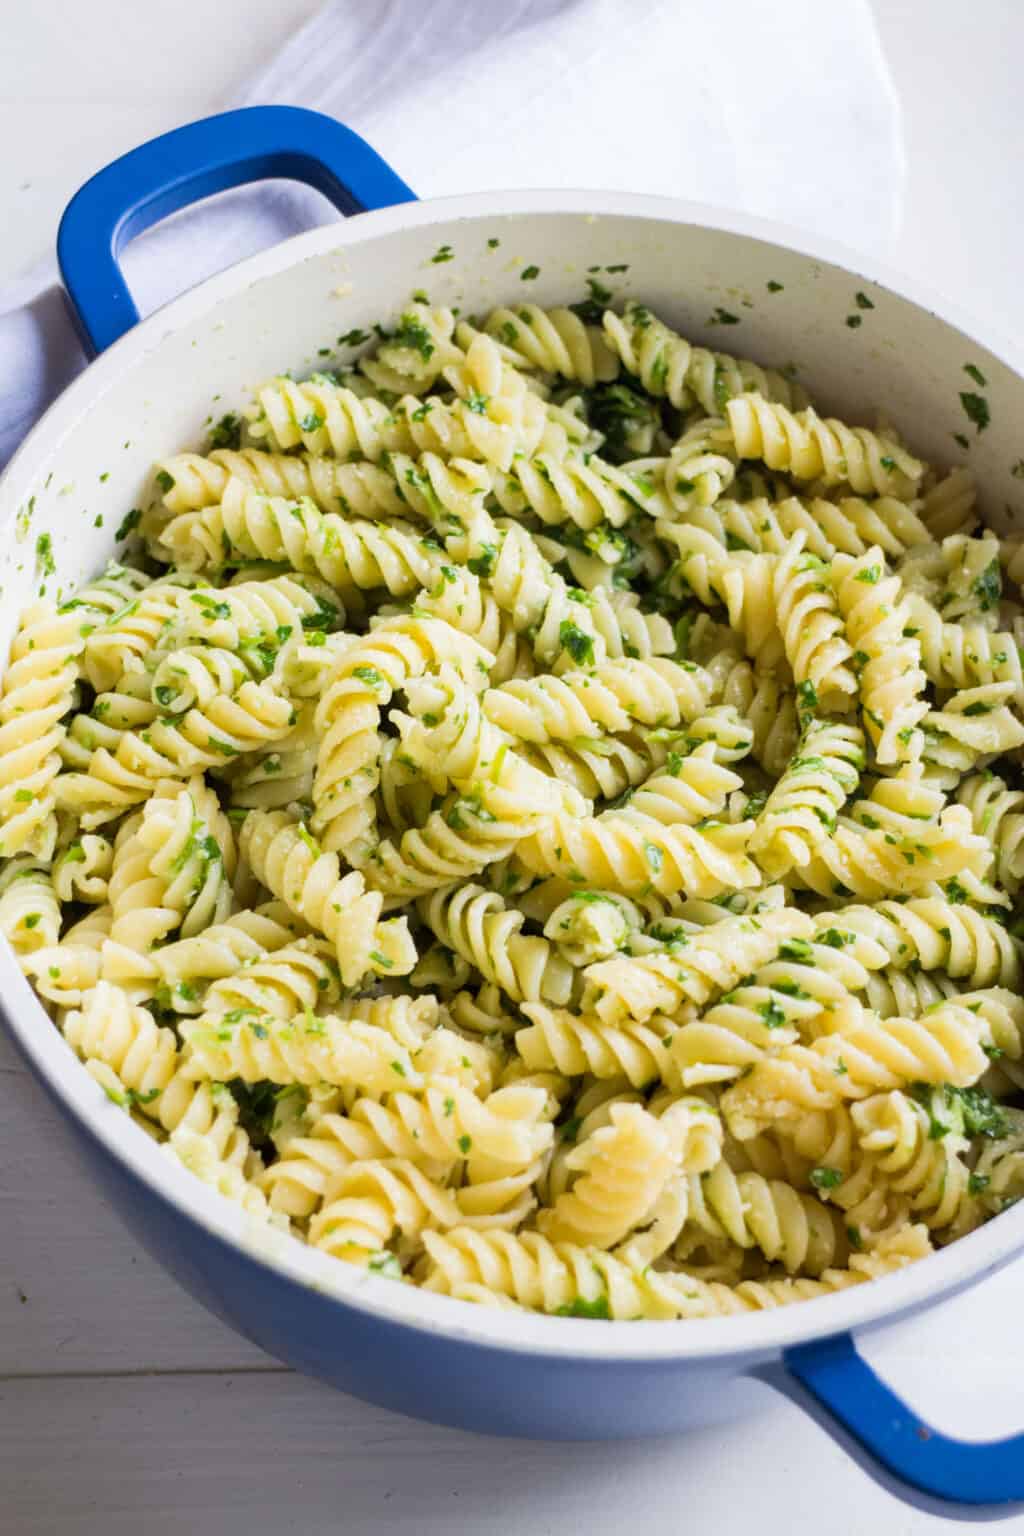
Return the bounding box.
[3,104,1024,1519]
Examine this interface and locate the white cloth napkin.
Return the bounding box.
[0,0,903,471]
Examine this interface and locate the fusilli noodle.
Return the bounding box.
[8,287,1024,1322]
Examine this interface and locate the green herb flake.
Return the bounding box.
[758,998,787,1030]
[960,391,991,433]
[810,1166,844,1191]
[367,1251,403,1279]
[207,413,242,451]
[114,508,142,542]
[972,558,1001,612]
[556,1295,611,1320]
[778,937,814,963]
[34,533,55,578]
[391,314,436,362]
[467,542,497,578]
[558,619,595,668]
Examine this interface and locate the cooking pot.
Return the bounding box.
[4,103,1024,1518]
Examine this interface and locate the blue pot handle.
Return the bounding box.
[759,1333,1024,1518]
[57,104,416,357]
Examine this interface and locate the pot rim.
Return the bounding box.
[4,184,1023,1363]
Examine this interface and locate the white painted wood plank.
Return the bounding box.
[2,1371,1004,1536]
[0,1028,271,1375]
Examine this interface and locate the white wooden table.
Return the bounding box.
[3,3,1024,1530]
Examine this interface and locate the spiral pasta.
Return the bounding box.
[671,924,887,1087]
[515,813,759,901]
[603,302,804,415]
[772,536,856,706]
[63,981,253,1147]
[832,547,929,764]
[686,492,931,562]
[956,772,1024,891]
[516,1001,684,1088]
[482,304,619,386]
[664,416,737,513]
[492,447,669,533]
[683,1157,847,1275]
[0,860,60,956]
[239,809,414,985]
[537,1103,675,1248]
[0,603,84,859]
[750,720,865,876]
[581,908,813,1025]
[851,1091,975,1229]
[905,593,1024,706]
[726,394,924,499]
[159,477,444,600]
[721,997,1001,1138]
[483,655,710,747]
[616,743,743,828]
[312,613,492,857]
[10,290,1024,1321]
[813,897,1021,990]
[417,882,571,1004]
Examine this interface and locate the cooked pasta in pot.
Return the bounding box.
[8,295,1024,1320]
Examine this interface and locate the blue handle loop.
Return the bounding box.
[770,1334,1024,1518]
[57,104,416,357]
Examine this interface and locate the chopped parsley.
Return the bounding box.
[114,508,142,541]
[972,558,1001,612]
[910,1082,1007,1142]
[581,382,660,464]
[778,937,814,963]
[556,1295,611,1320]
[810,1167,844,1191]
[758,998,787,1030]
[35,533,55,578]
[206,412,242,451]
[467,542,497,578]
[558,620,595,668]
[960,391,990,433]
[391,314,436,361]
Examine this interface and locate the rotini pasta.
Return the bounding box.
[8,289,1024,1323]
